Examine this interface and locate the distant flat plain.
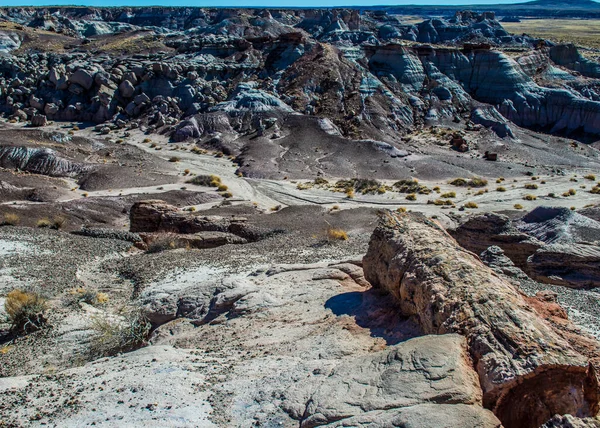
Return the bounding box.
[503,19,600,49]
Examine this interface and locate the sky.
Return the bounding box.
[2,0,527,7]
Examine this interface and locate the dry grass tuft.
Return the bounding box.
[1,213,20,226]
[327,228,348,241]
[5,289,47,333]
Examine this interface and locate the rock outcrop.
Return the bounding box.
[527,243,600,288]
[452,212,544,268]
[0,145,91,177]
[516,206,600,245]
[129,200,271,242]
[283,334,500,427]
[2,7,600,146]
[363,211,600,428]
[456,208,600,289]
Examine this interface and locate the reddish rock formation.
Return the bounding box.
[129,200,267,241]
[363,211,600,428]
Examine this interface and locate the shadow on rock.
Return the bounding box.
[325,288,422,346]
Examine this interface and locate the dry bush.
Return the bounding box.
[428,199,453,206]
[336,178,383,195]
[327,228,348,241]
[496,186,507,192]
[449,177,487,187]
[168,156,180,163]
[89,307,150,357]
[68,288,108,306]
[405,193,417,201]
[440,191,456,198]
[4,289,47,334]
[523,194,537,201]
[468,178,488,188]
[514,204,524,209]
[217,184,228,192]
[186,174,222,187]
[393,179,420,193]
[1,213,20,226]
[590,186,600,194]
[146,235,178,253]
[52,216,66,229]
[524,184,539,190]
[463,201,478,209]
[584,174,596,181]
[37,218,52,228]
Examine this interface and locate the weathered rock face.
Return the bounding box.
[0,145,90,177]
[363,211,599,428]
[2,7,600,144]
[527,243,600,288]
[129,200,269,242]
[283,334,499,427]
[452,212,544,268]
[516,206,600,245]
[542,414,600,428]
[139,231,247,251]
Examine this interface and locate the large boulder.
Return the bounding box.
[363,211,599,428]
[68,69,94,91]
[118,79,135,98]
[30,114,48,127]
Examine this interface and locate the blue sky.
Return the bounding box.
[2,0,526,6]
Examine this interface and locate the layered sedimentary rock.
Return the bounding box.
[452,212,544,268]
[528,243,600,288]
[363,211,599,428]
[516,206,600,245]
[2,8,600,144]
[0,145,90,177]
[456,208,600,289]
[129,200,268,241]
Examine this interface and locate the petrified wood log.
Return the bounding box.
[363,211,599,428]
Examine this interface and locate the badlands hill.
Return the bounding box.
[0,6,600,428]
